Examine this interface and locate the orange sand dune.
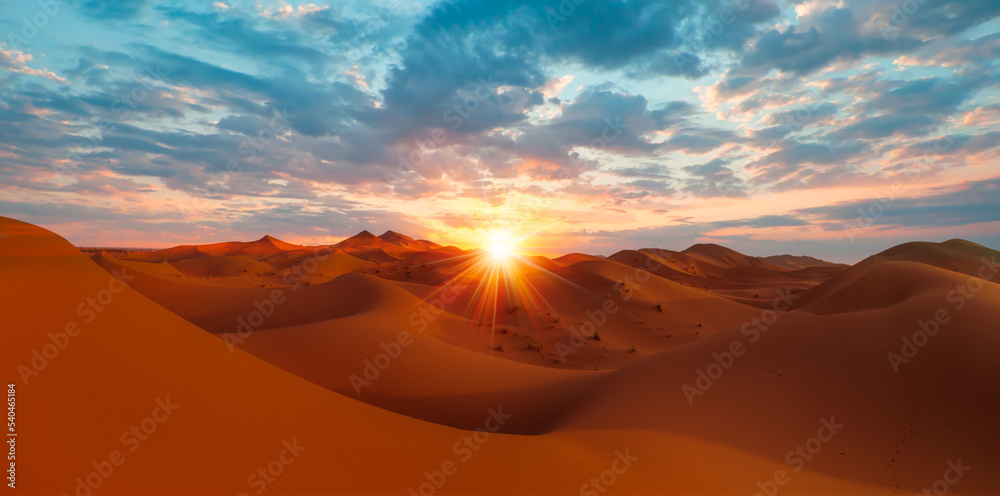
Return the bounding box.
[333,230,421,262]
[681,243,788,271]
[226,312,608,434]
[378,229,444,251]
[187,234,304,258]
[762,254,847,270]
[792,239,999,313]
[97,251,187,278]
[168,251,275,277]
[0,217,616,495]
[555,266,1000,494]
[2,216,997,495]
[607,247,842,307]
[91,251,400,332]
[551,252,605,266]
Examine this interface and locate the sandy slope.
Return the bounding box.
[2,216,997,495]
[792,239,999,313]
[762,254,847,270]
[226,311,607,434]
[555,272,1000,494]
[0,217,617,495]
[606,247,843,304]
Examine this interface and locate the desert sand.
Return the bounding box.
[1,215,998,495]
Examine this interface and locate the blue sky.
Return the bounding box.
[0,0,998,261]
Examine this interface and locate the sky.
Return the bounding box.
[0,0,998,262]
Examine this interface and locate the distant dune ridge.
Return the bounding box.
[761,254,847,270]
[1,215,998,495]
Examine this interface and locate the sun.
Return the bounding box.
[485,230,518,261]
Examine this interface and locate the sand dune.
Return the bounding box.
[2,217,637,495]
[681,243,788,270]
[792,239,999,313]
[2,216,997,495]
[226,312,607,434]
[97,251,187,278]
[762,254,847,270]
[555,279,1000,493]
[92,252,399,332]
[169,252,275,277]
[551,252,605,267]
[378,229,444,251]
[606,247,842,309]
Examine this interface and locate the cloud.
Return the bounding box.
[894,32,1000,67]
[78,0,152,19]
[681,158,748,198]
[798,176,1000,229]
[610,164,672,179]
[853,0,1000,40]
[0,0,997,260]
[157,7,332,66]
[740,7,920,76]
[0,46,67,83]
[711,214,809,228]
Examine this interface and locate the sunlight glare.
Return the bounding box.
[485,230,517,261]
